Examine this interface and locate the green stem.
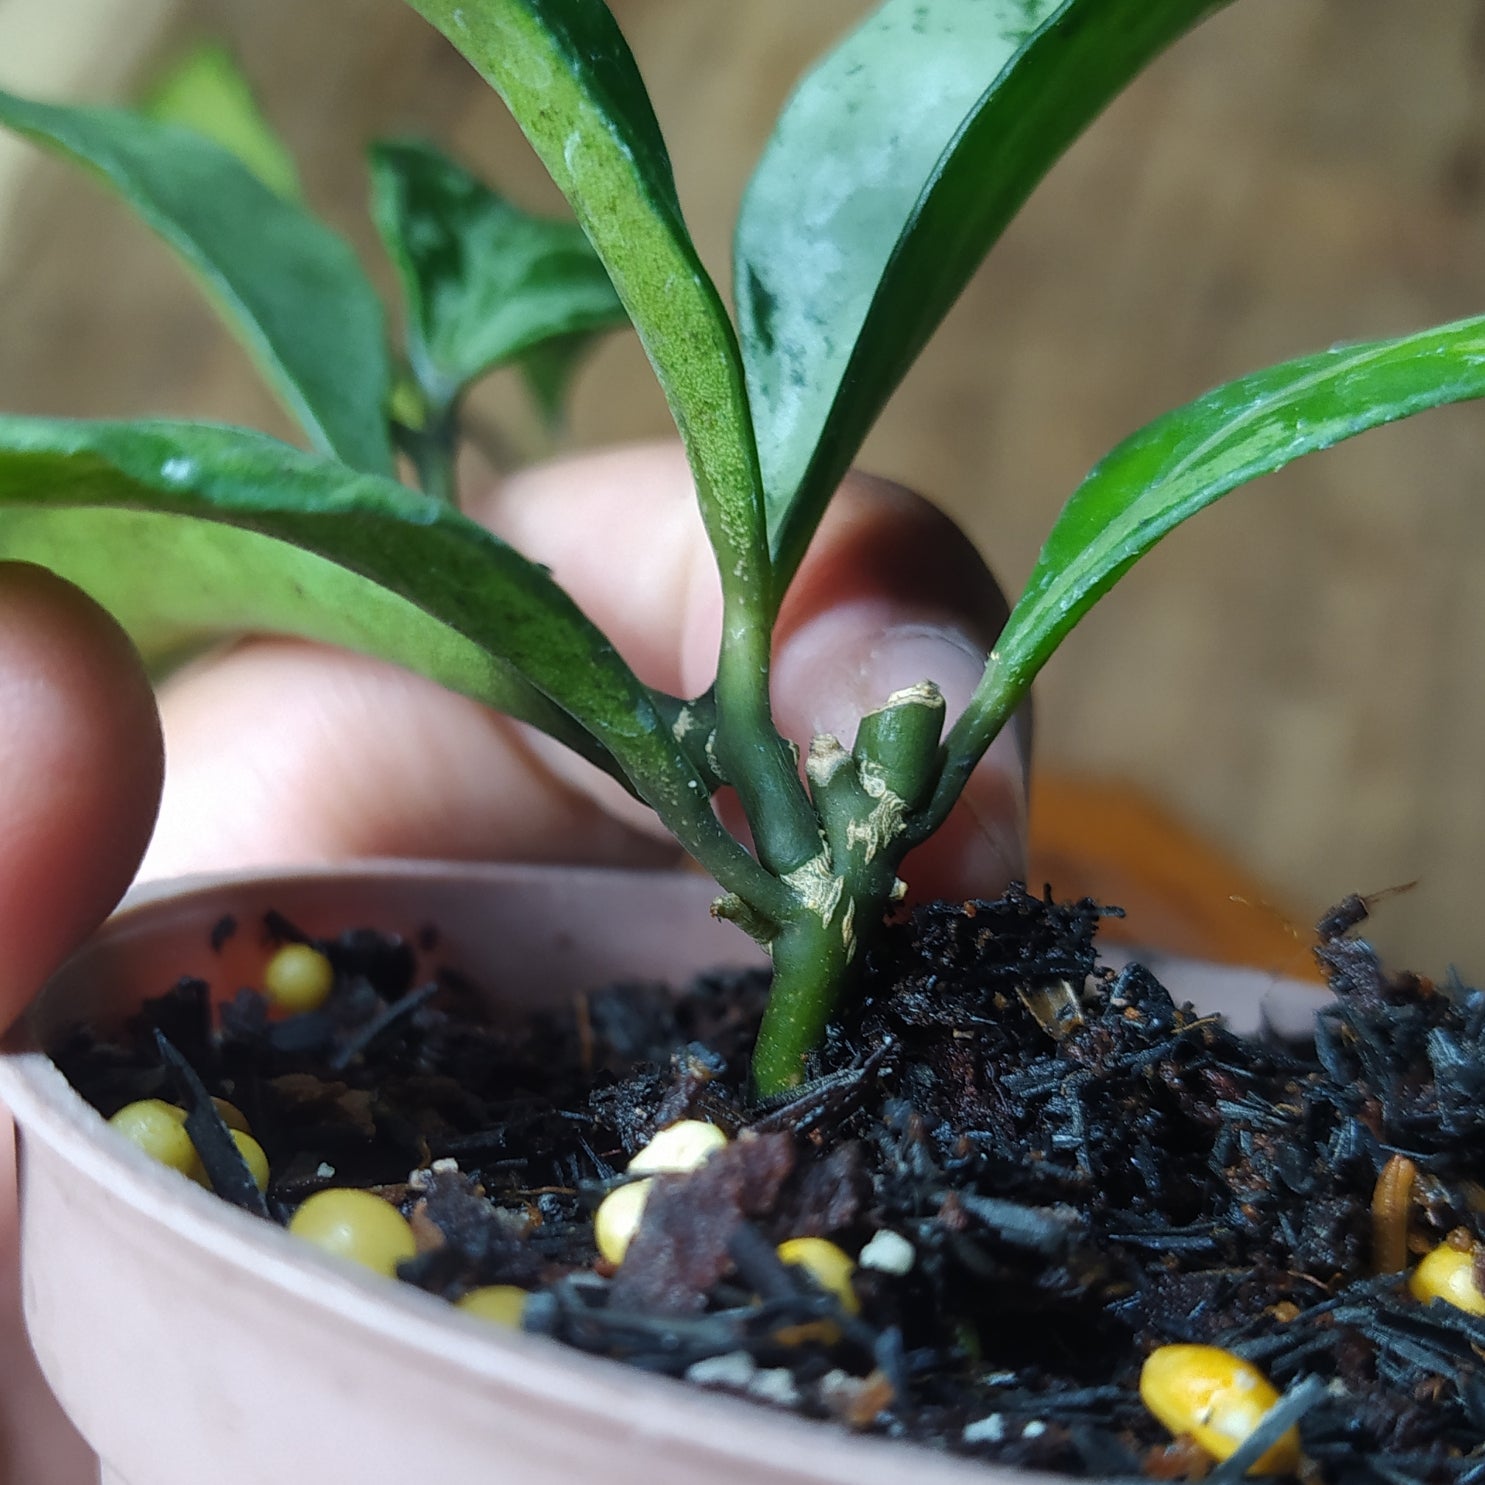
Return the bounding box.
[751,834,908,1096]
[651,690,725,788]
[407,400,459,505]
[752,901,858,1097]
[750,681,957,1094]
[713,619,818,875]
[678,431,815,878]
[671,811,794,928]
[853,681,945,808]
[750,730,938,1094]
[907,652,1021,849]
[617,698,792,926]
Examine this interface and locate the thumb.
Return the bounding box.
[0,564,163,1029]
[771,475,1029,903]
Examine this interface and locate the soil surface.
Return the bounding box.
[56,886,1485,1484]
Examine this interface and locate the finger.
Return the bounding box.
[147,442,1027,899]
[768,471,1029,901]
[142,442,717,879]
[487,444,1029,899]
[139,639,683,881]
[0,563,162,1028]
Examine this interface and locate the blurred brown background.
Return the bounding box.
[3,0,1485,977]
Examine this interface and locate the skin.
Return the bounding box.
[0,565,163,1483]
[142,443,1026,887]
[0,442,1028,1478]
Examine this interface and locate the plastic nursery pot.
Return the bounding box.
[0,861,1331,1485]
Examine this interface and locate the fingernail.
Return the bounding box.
[773,601,990,747]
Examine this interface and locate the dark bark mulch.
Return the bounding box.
[54,885,1485,1484]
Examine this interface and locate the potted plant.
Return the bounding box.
[0,1,1483,1481]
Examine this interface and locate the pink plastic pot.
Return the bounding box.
[0,862,1329,1485]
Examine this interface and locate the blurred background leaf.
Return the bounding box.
[0,88,394,473]
[369,137,627,417]
[142,41,301,201]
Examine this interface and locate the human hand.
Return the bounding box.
[0,563,161,1485]
[0,442,1028,1482]
[142,441,1029,897]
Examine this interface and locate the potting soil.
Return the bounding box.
[55,886,1485,1484]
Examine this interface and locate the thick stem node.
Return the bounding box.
[852,680,945,811]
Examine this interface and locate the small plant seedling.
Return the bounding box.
[3,1,1485,1096]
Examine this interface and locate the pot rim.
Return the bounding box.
[2,859,1036,1485]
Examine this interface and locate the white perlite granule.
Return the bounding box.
[685,1352,801,1409]
[747,1368,803,1408]
[685,1352,758,1389]
[858,1228,916,1275]
[962,1414,1006,1444]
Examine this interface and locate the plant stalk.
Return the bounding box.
[713,621,819,876]
[695,438,818,879]
[909,653,1021,848]
[661,791,794,928]
[750,687,950,1094]
[751,833,910,1096]
[751,902,859,1097]
[406,400,460,506]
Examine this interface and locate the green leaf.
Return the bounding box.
[0,90,394,476]
[0,416,625,760]
[369,138,628,412]
[409,0,821,879]
[142,42,302,201]
[519,333,601,429]
[935,316,1485,798]
[0,416,782,908]
[736,0,1229,593]
[404,1,768,618]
